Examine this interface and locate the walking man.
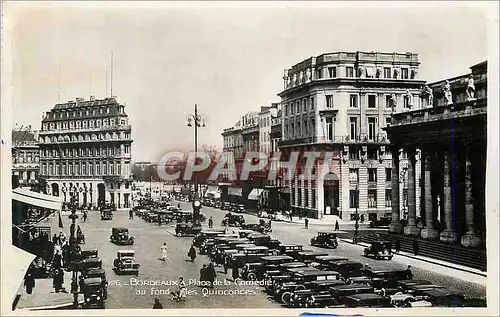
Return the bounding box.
[82,210,88,223]
[405,265,414,279]
[160,243,168,261]
[412,238,419,256]
[208,216,214,229]
[129,209,134,220]
[395,238,401,253]
[335,220,339,231]
[304,217,309,229]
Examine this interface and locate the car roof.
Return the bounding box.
[318,231,337,234]
[331,283,374,290]
[398,279,433,285]
[334,261,363,266]
[281,262,307,268]
[315,255,347,261]
[117,250,135,253]
[113,227,128,230]
[82,257,101,262]
[421,288,460,297]
[228,239,250,243]
[296,270,339,276]
[86,268,106,275]
[246,246,269,250]
[261,255,294,261]
[236,244,256,248]
[310,280,346,286]
[279,244,302,247]
[298,251,328,256]
[248,234,269,239]
[83,277,102,285]
[346,293,384,300]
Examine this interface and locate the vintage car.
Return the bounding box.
[363,241,393,260]
[100,209,113,220]
[329,283,375,301]
[233,243,256,252]
[343,293,393,308]
[175,223,202,237]
[221,202,231,210]
[81,249,99,259]
[134,208,148,217]
[327,261,364,280]
[241,255,294,281]
[278,244,304,257]
[230,246,270,267]
[221,214,245,227]
[193,230,225,247]
[237,229,259,238]
[112,250,140,275]
[311,255,349,270]
[82,268,108,299]
[247,233,271,246]
[363,268,409,289]
[266,267,321,296]
[276,270,342,304]
[82,277,105,309]
[72,257,103,272]
[369,217,392,228]
[310,232,339,249]
[417,288,465,307]
[200,240,216,255]
[296,251,329,264]
[231,204,246,213]
[110,227,135,245]
[226,239,251,249]
[397,279,436,293]
[214,201,222,209]
[287,280,347,308]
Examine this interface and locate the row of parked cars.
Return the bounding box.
[183,228,483,308]
[203,199,246,213]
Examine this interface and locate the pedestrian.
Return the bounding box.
[53,268,64,293]
[395,238,401,253]
[405,265,414,279]
[158,213,162,226]
[335,220,339,231]
[129,209,134,220]
[161,243,168,261]
[223,256,229,274]
[153,297,163,309]
[24,272,35,295]
[206,262,217,288]
[200,264,208,282]
[289,212,293,222]
[208,216,214,229]
[82,210,88,223]
[177,203,181,209]
[52,234,59,245]
[231,260,240,281]
[413,238,419,256]
[304,217,309,229]
[177,277,187,301]
[188,244,196,262]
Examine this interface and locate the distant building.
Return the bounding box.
[12,128,39,188]
[38,96,133,208]
[278,51,425,220]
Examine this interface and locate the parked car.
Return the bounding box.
[278,244,304,257]
[81,268,108,300]
[288,280,347,308]
[192,230,225,247]
[275,270,342,304]
[369,217,392,228]
[363,241,393,260]
[175,223,202,237]
[310,232,339,249]
[363,268,409,289]
[100,209,113,220]
[343,293,393,308]
[241,255,294,281]
[221,214,245,227]
[110,227,135,245]
[81,277,105,309]
[112,250,140,275]
[296,251,329,264]
[311,255,349,270]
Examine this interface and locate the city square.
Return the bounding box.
[2,1,497,315]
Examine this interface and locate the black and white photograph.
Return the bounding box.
[1,1,498,315]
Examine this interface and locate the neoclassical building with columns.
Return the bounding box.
[385,61,487,248]
[38,96,133,208]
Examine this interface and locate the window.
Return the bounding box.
[349,94,358,108]
[368,148,377,160]
[346,66,354,78]
[368,189,377,208]
[117,162,121,175]
[385,117,391,127]
[68,164,73,175]
[349,190,359,208]
[310,97,315,111]
[121,119,126,125]
[326,95,334,108]
[386,95,392,108]
[401,68,409,79]
[317,68,323,79]
[302,99,307,112]
[328,67,337,78]
[325,117,333,140]
[110,162,115,175]
[125,145,130,154]
[349,117,358,140]
[296,101,300,114]
[368,168,377,182]
[403,96,409,108]
[290,103,294,115]
[368,117,376,140]
[384,67,391,79]
[386,168,392,181]
[349,168,359,182]
[368,95,376,108]
[96,163,100,175]
[385,189,392,207]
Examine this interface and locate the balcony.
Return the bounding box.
[39,137,132,146]
[39,124,132,135]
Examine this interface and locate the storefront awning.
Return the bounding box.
[12,188,62,211]
[248,188,264,200]
[4,246,37,309]
[228,187,243,197]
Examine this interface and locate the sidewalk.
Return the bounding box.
[340,238,487,285]
[15,270,84,311]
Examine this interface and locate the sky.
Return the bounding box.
[3,1,494,162]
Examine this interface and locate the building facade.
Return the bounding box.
[278,51,426,220]
[385,61,487,248]
[12,128,40,187]
[38,96,133,208]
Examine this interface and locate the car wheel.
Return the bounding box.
[176,232,182,237]
[247,273,257,281]
[281,292,292,304]
[388,256,393,260]
[295,285,306,291]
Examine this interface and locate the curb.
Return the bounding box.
[18,300,85,311]
[339,238,487,278]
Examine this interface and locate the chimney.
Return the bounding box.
[90,95,95,101]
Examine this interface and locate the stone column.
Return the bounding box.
[440,151,458,243]
[461,144,482,248]
[421,150,439,239]
[389,146,403,233]
[404,148,421,236]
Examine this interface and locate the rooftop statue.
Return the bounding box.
[466,75,476,101]
[443,80,453,105]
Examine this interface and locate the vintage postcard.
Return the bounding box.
[1,1,498,316]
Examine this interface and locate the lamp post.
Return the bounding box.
[187,104,206,200]
[354,184,359,244]
[68,189,80,308]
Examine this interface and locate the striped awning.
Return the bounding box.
[228,187,243,196]
[12,188,62,210]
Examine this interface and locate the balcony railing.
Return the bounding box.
[279,134,389,147]
[39,124,132,135]
[38,137,132,145]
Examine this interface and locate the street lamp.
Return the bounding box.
[354,184,359,244]
[187,104,206,201]
[68,189,80,308]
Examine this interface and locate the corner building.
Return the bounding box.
[38,96,133,208]
[278,51,425,221]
